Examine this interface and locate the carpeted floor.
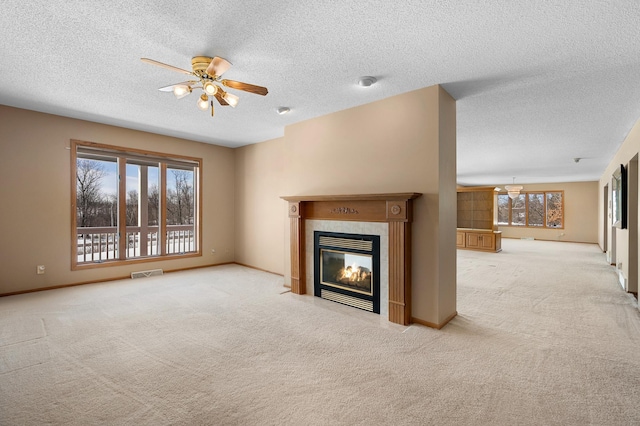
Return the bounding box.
[1,239,639,425]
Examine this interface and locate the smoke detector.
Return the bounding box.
[358,76,377,87]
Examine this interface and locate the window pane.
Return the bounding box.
[126,163,139,259]
[527,193,544,227]
[76,157,118,262]
[497,194,510,225]
[147,166,160,256]
[148,167,159,227]
[126,163,139,227]
[511,194,526,226]
[546,192,563,228]
[125,163,160,258]
[166,168,196,254]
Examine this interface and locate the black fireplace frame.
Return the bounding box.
[314,231,380,314]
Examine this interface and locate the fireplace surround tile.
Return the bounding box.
[306,220,389,319]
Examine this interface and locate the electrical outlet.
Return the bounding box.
[37,265,45,275]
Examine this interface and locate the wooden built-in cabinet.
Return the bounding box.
[457,187,502,253]
[456,229,502,252]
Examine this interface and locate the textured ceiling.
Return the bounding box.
[2,1,640,186]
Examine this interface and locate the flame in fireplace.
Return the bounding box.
[338,263,371,287]
[342,263,358,280]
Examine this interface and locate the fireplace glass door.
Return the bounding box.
[320,249,373,295]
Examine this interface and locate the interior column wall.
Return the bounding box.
[280,86,456,325]
[235,84,457,326]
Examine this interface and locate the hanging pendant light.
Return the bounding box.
[505,177,523,199]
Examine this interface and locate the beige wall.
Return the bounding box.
[494,181,599,244]
[235,85,457,325]
[234,136,287,274]
[0,106,236,294]
[599,116,640,293]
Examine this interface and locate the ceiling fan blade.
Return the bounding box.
[141,58,193,75]
[158,81,199,92]
[221,79,268,96]
[206,56,232,78]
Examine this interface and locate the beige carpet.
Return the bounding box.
[1,239,639,425]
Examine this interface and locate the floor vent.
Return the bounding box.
[131,269,163,279]
[618,270,627,290]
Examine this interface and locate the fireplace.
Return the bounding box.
[314,231,380,313]
[281,193,421,325]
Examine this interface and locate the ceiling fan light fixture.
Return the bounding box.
[197,94,209,111]
[223,92,239,108]
[142,55,269,117]
[203,80,218,96]
[173,85,191,99]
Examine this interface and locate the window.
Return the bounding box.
[511,194,526,226]
[527,193,544,227]
[546,192,563,228]
[72,140,201,268]
[496,191,563,229]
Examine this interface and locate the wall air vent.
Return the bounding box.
[131,269,164,279]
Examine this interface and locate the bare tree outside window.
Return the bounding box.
[497,194,510,225]
[167,169,194,225]
[148,184,160,226]
[497,191,564,229]
[511,194,526,226]
[527,193,544,226]
[546,192,563,228]
[126,190,138,226]
[76,159,111,227]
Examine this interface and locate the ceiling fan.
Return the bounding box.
[141,56,268,117]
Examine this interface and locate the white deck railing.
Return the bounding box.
[77,225,195,263]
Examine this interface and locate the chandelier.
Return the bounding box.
[504,177,523,199]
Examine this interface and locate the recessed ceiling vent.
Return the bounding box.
[357,76,377,87]
[131,269,164,279]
